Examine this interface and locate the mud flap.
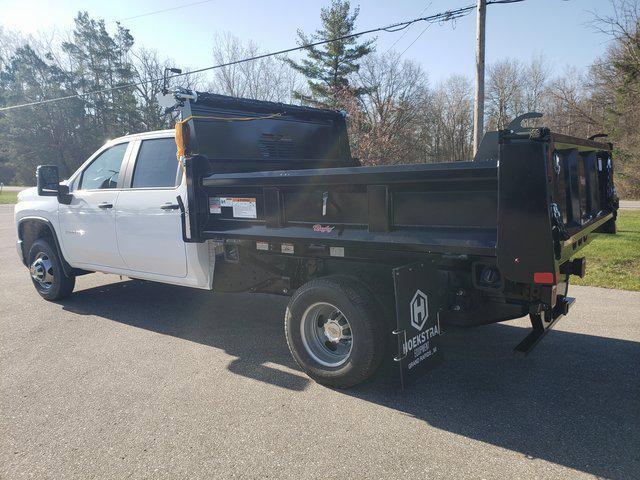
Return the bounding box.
[393,261,446,390]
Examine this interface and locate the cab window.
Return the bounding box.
[131,138,180,189]
[80,143,128,190]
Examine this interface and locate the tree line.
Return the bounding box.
[0,0,638,198]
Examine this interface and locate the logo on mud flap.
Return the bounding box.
[410,290,428,330]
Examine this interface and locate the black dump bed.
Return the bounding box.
[173,92,618,296]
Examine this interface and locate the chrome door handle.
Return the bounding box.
[160,203,180,210]
[98,202,113,209]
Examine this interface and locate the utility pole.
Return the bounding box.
[473,0,486,157]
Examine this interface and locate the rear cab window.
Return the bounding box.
[131,138,180,189]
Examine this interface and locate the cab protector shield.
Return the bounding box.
[181,92,355,173]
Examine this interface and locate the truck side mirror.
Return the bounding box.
[36,165,60,197]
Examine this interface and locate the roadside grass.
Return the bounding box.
[0,191,18,204]
[573,210,640,291]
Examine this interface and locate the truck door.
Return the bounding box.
[115,137,188,278]
[58,142,130,269]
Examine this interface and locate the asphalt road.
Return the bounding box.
[620,200,640,210]
[1,204,639,480]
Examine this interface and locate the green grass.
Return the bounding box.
[0,191,18,204]
[573,210,640,291]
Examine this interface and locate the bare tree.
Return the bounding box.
[348,51,430,165]
[588,0,640,197]
[485,58,524,130]
[131,47,166,130]
[428,75,474,162]
[523,54,550,113]
[544,66,605,137]
[345,62,475,164]
[131,47,204,130]
[0,27,24,69]
[208,32,300,103]
[0,27,59,70]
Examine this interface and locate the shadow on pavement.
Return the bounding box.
[349,322,640,479]
[62,279,306,391]
[63,279,639,479]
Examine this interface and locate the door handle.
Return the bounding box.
[98,202,113,209]
[160,203,180,210]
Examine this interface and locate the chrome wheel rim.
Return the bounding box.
[300,302,353,367]
[30,253,54,290]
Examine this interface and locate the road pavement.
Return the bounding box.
[620,200,640,210]
[1,204,639,479]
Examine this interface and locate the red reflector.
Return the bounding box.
[534,272,555,284]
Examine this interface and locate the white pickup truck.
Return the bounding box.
[14,91,618,389]
[15,130,215,301]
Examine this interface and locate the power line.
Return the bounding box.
[399,22,434,59]
[0,1,520,112]
[0,4,474,112]
[399,0,495,58]
[107,0,215,24]
[383,2,433,55]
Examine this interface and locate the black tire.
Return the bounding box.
[285,276,387,388]
[27,238,75,301]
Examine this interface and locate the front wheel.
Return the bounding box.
[28,239,75,301]
[284,276,387,388]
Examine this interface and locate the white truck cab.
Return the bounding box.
[15,130,214,300]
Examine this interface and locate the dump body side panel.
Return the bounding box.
[197,161,499,257]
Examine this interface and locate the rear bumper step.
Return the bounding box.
[514,296,575,355]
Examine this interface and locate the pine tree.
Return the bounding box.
[62,12,142,140]
[0,46,88,182]
[287,0,374,108]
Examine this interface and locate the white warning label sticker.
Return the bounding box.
[209,197,221,214]
[216,197,257,219]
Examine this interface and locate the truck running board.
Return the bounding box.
[514,296,576,355]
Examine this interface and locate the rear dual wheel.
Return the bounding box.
[285,276,387,388]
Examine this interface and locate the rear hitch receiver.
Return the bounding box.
[514,296,575,355]
[560,257,586,278]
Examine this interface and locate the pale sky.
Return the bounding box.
[0,0,618,83]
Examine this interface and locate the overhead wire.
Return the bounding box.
[397,0,480,60]
[399,22,434,59]
[0,1,525,112]
[383,2,433,55]
[106,0,216,24]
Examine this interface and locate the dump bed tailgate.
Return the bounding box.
[497,129,616,286]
